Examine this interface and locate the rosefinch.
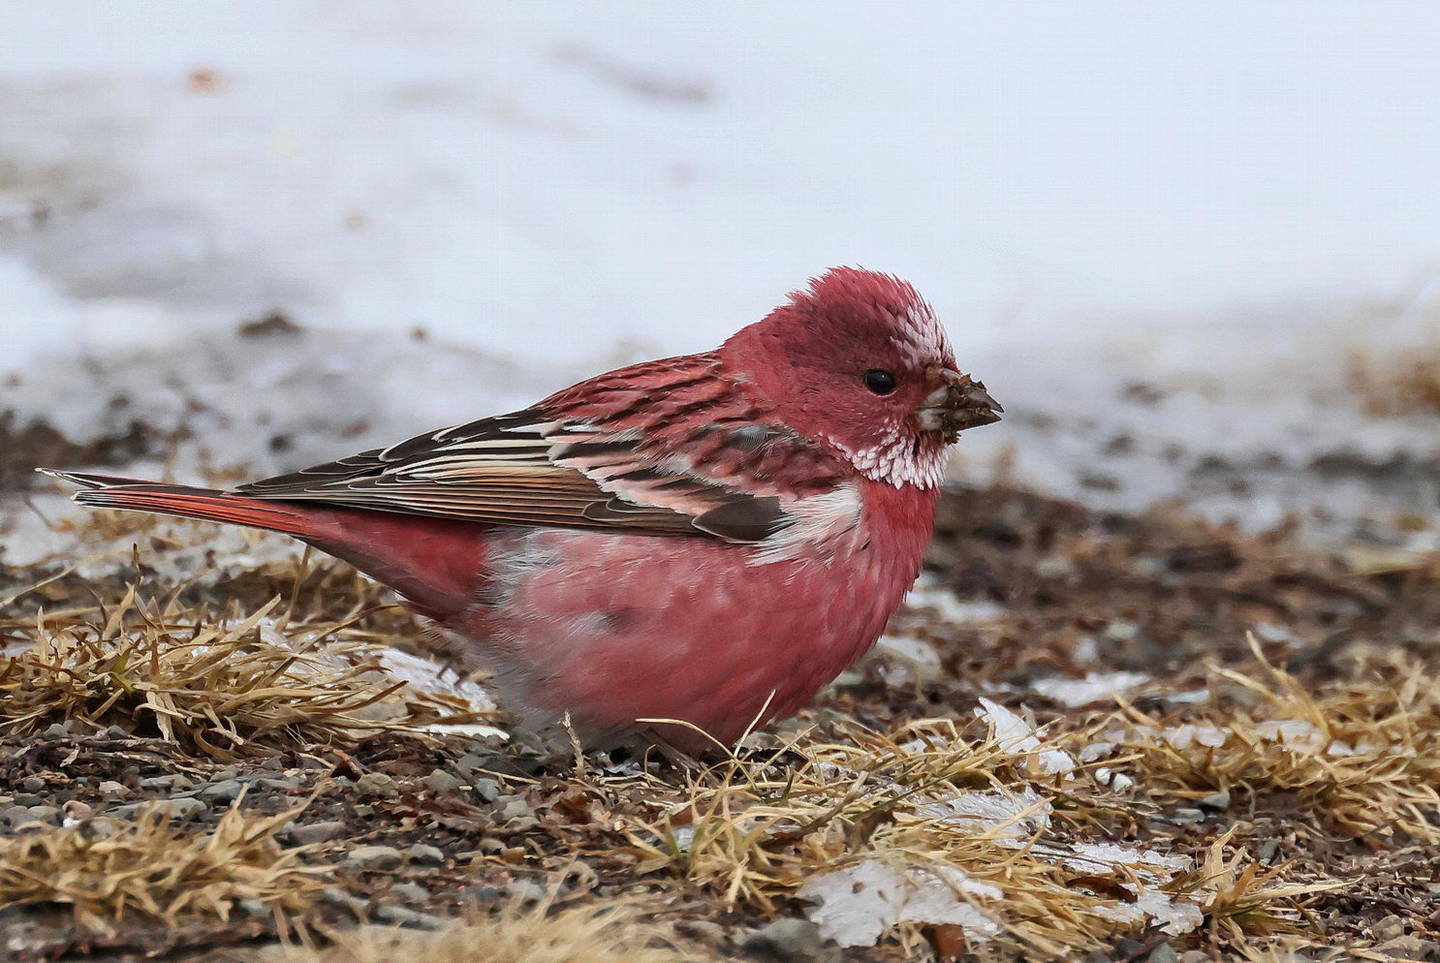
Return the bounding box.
[44,268,1001,754]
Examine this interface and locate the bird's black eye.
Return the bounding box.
[863,369,897,395]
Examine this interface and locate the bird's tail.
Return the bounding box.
[38,470,325,538]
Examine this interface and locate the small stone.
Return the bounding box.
[105,725,130,740]
[61,800,93,825]
[140,774,192,792]
[1197,790,1231,811]
[1372,915,1407,941]
[373,903,443,928]
[1257,839,1280,863]
[98,781,129,799]
[503,879,546,903]
[3,805,32,826]
[1177,952,1211,963]
[20,776,45,793]
[355,773,398,799]
[259,775,304,792]
[743,918,827,961]
[11,794,43,807]
[407,843,445,865]
[151,797,206,822]
[471,778,501,802]
[344,845,404,871]
[200,779,244,803]
[353,804,375,818]
[421,769,462,794]
[238,899,270,918]
[478,837,506,854]
[497,797,532,821]
[504,816,539,833]
[1147,944,1179,963]
[25,806,61,826]
[319,887,369,912]
[390,881,430,901]
[287,820,349,845]
[42,722,70,739]
[1372,936,1437,959]
[456,753,489,775]
[1170,808,1205,825]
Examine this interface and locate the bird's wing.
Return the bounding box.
[236,408,819,543]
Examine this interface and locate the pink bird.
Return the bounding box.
[44,268,1001,755]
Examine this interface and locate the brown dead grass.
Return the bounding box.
[0,801,324,935]
[259,899,687,963]
[1116,638,1440,844]
[0,580,489,759]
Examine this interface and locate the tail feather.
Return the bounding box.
[41,469,323,538]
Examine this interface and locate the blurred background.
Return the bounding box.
[4,1,1440,555]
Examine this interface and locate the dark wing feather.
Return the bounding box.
[235,408,789,542]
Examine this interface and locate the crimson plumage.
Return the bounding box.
[44,268,1001,754]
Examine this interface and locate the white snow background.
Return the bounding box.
[2,2,1440,537]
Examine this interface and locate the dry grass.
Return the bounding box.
[0,801,324,935]
[617,715,1334,957]
[258,899,687,963]
[1116,639,1440,844]
[0,579,489,759]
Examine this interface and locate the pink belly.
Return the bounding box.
[449,518,927,753]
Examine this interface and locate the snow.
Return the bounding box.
[798,860,1002,948]
[4,2,1440,540]
[1029,672,1151,708]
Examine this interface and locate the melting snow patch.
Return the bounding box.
[798,860,1002,948]
[977,698,1076,776]
[1029,672,1150,707]
[917,787,1052,840]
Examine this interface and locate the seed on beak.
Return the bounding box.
[921,369,1003,440]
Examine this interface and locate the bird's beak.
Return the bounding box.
[917,368,1003,442]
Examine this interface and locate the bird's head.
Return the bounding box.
[720,267,1001,489]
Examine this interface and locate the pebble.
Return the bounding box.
[504,879,546,903]
[1147,944,1179,963]
[98,781,129,799]
[456,753,489,775]
[1372,915,1406,941]
[24,806,61,826]
[319,887,369,912]
[286,820,349,845]
[372,903,443,929]
[343,844,404,870]
[1178,951,1212,963]
[42,722,70,739]
[152,797,207,822]
[140,774,192,792]
[390,881,430,901]
[471,778,501,802]
[20,776,45,793]
[497,797,532,821]
[105,725,130,740]
[742,918,829,962]
[114,797,205,822]
[421,769,462,794]
[259,775,304,792]
[61,801,93,825]
[355,773,399,799]
[1197,790,1231,811]
[238,899,270,918]
[200,780,244,803]
[2,805,32,827]
[12,793,43,807]
[406,843,445,865]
